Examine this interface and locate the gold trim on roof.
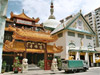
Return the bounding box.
[6,18,13,22]
[10,11,40,22]
[5,25,58,43]
[3,40,63,53]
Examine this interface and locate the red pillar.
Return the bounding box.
[24,41,27,58]
[44,43,48,70]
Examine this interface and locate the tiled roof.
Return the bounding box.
[51,12,95,35]
[10,11,39,22]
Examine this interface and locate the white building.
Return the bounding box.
[84,7,100,48]
[0,0,8,73]
[43,0,60,31]
[51,12,96,67]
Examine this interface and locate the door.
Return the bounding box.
[80,55,85,60]
[89,55,93,67]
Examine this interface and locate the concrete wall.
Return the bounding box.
[52,31,67,59]
[0,0,8,73]
[65,31,94,51]
[54,30,94,60]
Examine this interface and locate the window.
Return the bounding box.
[89,17,92,20]
[78,33,84,38]
[58,33,63,37]
[97,19,99,21]
[98,30,100,32]
[96,12,98,15]
[96,16,99,18]
[89,13,92,17]
[68,31,75,37]
[97,23,100,25]
[98,26,100,28]
[4,35,12,41]
[89,21,92,23]
[90,24,93,26]
[86,35,92,39]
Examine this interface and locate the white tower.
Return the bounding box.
[43,0,60,30]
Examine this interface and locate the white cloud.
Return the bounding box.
[21,0,100,23]
[22,0,50,23]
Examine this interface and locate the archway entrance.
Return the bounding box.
[27,53,44,64]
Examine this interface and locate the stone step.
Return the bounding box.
[28,65,37,67]
[28,64,42,70]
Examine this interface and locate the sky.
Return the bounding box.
[7,0,100,23]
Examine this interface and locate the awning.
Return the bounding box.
[69,49,97,53]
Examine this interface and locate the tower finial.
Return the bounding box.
[51,0,53,3]
[48,0,55,19]
[80,9,82,13]
[22,9,24,13]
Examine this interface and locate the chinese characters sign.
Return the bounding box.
[17,19,32,25]
[26,41,46,50]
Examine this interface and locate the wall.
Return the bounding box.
[0,0,8,73]
[66,30,94,51]
[53,30,94,60]
[52,31,67,59]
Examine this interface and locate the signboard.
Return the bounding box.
[26,41,46,50]
[17,19,32,25]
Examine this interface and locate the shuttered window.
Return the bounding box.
[68,31,75,37]
[86,35,92,39]
[78,33,84,38]
[58,33,63,37]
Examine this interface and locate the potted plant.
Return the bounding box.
[1,61,7,73]
[12,57,21,73]
[38,60,44,69]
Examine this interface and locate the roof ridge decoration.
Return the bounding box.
[10,10,40,22]
[5,25,58,43]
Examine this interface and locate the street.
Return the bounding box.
[2,67,100,75]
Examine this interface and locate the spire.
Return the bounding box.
[80,9,82,13]
[48,0,55,19]
[22,9,24,13]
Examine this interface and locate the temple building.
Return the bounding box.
[2,10,63,71]
[51,11,96,67]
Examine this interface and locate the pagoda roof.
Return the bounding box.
[6,18,14,22]
[5,25,58,43]
[10,11,40,22]
[3,40,63,53]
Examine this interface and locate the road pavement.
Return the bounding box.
[1,67,100,75]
